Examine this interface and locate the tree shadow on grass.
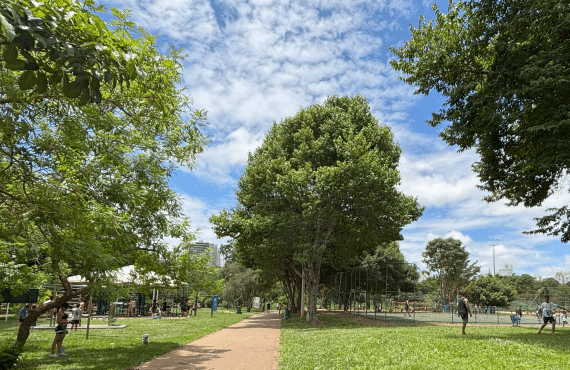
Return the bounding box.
[461,328,570,352]
[17,340,227,370]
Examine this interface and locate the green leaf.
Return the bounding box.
[104,70,113,83]
[51,71,62,85]
[63,74,89,98]
[14,31,35,50]
[126,61,137,80]
[24,62,39,70]
[78,89,90,106]
[91,76,102,103]
[0,14,16,41]
[18,70,36,90]
[35,71,48,93]
[4,60,27,70]
[2,44,18,63]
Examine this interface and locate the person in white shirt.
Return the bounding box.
[538,295,565,335]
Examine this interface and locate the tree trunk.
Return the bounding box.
[300,268,306,318]
[16,274,87,348]
[306,260,321,323]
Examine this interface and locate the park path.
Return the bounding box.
[132,311,281,370]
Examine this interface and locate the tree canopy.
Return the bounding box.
[211,95,423,323]
[0,0,145,104]
[466,275,515,307]
[390,0,570,241]
[1,0,207,347]
[422,237,480,303]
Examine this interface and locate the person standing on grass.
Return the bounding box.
[18,304,29,327]
[50,303,69,357]
[180,299,187,317]
[538,295,563,335]
[404,300,412,317]
[71,304,81,331]
[126,299,133,317]
[561,310,568,327]
[457,291,472,335]
[29,304,37,331]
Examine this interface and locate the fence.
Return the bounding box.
[323,266,570,326]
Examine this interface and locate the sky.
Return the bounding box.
[99,0,569,278]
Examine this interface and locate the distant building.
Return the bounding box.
[555,271,570,284]
[186,241,221,267]
[497,264,514,276]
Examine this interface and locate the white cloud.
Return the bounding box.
[98,0,569,279]
[186,127,265,185]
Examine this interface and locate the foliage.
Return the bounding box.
[0,340,21,370]
[0,0,145,104]
[211,95,423,323]
[221,262,262,309]
[164,244,223,296]
[0,313,251,369]
[360,241,419,293]
[0,0,207,348]
[417,276,442,303]
[466,275,515,306]
[422,237,480,303]
[219,241,236,265]
[390,0,570,242]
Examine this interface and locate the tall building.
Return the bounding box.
[186,241,220,267]
[555,271,570,284]
[497,264,514,276]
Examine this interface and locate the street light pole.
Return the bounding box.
[493,244,497,276]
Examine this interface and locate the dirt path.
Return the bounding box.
[131,312,281,370]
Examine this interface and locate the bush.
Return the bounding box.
[0,341,22,370]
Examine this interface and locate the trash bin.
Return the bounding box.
[444,305,448,313]
[236,306,242,314]
[284,308,290,320]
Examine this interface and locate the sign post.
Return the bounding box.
[211,295,218,318]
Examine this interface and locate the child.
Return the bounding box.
[562,310,568,327]
[71,304,81,331]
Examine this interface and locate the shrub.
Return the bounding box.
[0,341,22,370]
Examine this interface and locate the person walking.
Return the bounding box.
[404,300,412,317]
[457,291,472,335]
[50,303,69,357]
[538,295,563,335]
[18,304,29,327]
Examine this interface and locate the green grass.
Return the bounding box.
[280,313,570,370]
[0,309,251,369]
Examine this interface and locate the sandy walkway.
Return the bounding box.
[132,311,281,370]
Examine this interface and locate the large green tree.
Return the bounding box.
[360,241,419,294]
[390,0,570,241]
[422,237,480,303]
[466,275,515,307]
[0,0,207,347]
[211,95,423,323]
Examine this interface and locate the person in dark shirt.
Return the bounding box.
[457,291,472,335]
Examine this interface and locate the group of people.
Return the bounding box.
[458,293,568,335]
[149,299,197,319]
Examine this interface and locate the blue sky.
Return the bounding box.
[101,0,569,278]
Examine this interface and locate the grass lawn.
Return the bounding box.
[0,309,251,369]
[280,313,570,370]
